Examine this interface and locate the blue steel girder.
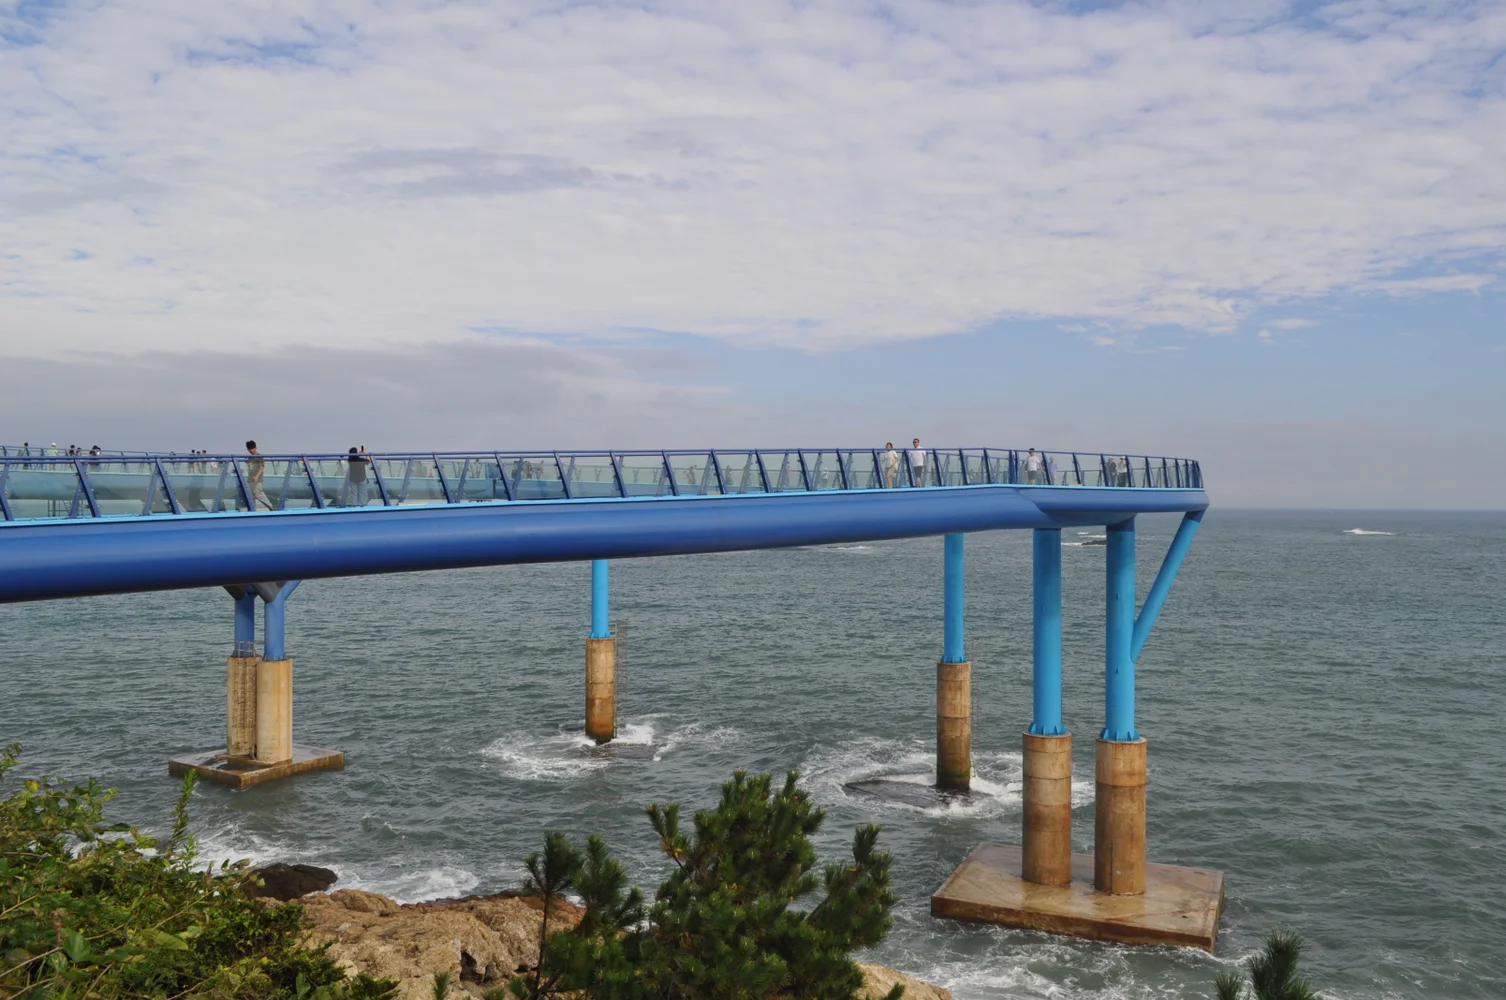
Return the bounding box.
[0,484,1206,604]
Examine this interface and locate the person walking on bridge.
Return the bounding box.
[907,438,927,487]
[881,442,900,488]
[245,440,273,510]
[1024,448,1044,485]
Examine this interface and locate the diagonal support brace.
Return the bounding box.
[1130,510,1203,663]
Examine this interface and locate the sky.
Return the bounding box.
[2,0,1503,507]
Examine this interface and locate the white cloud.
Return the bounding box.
[1366,273,1498,295]
[1,0,1504,356]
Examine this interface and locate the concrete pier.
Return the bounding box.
[1021,732,1073,885]
[169,581,342,789]
[225,655,259,759]
[936,659,971,790]
[254,658,294,765]
[1095,737,1148,894]
[585,637,616,744]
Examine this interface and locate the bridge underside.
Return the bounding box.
[0,484,1207,604]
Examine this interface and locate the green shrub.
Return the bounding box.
[0,742,398,1000]
[510,769,903,1000]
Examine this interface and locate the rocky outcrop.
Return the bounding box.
[250,863,338,901]
[299,888,951,1000]
[300,889,579,1000]
[858,961,955,1000]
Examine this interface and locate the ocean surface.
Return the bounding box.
[3,509,1503,999]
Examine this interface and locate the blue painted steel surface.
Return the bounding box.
[8,490,1200,600]
[590,559,611,639]
[234,591,257,657]
[1029,528,1067,737]
[1130,510,1205,663]
[1102,519,1138,742]
[0,485,1207,604]
[942,533,966,663]
[261,581,299,661]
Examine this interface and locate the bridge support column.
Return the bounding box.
[936,533,971,791]
[1096,519,1144,894]
[226,590,259,760]
[1023,528,1072,885]
[932,514,1224,951]
[170,580,343,789]
[585,560,616,744]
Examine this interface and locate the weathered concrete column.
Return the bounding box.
[226,589,259,759]
[1094,736,1147,894]
[226,656,259,759]
[936,533,970,790]
[1022,732,1073,884]
[254,658,294,765]
[585,560,615,744]
[936,659,971,789]
[585,638,616,744]
[253,582,296,765]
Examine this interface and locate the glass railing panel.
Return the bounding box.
[668,453,717,495]
[615,454,671,497]
[502,455,568,500]
[802,451,842,490]
[383,457,446,505]
[1,460,97,519]
[434,456,505,504]
[88,460,157,516]
[160,457,211,513]
[563,455,619,498]
[843,450,881,489]
[758,451,803,491]
[931,450,961,486]
[962,450,988,485]
[713,452,755,494]
[988,451,1014,484]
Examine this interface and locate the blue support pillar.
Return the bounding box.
[1103,519,1137,741]
[1130,510,1204,662]
[942,533,966,662]
[590,559,611,639]
[260,581,300,661]
[234,591,257,657]
[1030,528,1066,736]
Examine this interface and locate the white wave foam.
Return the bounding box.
[1342,528,1395,536]
[1077,532,1107,539]
[800,737,1094,819]
[480,718,743,778]
[829,544,878,552]
[341,865,480,903]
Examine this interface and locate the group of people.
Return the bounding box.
[878,440,1053,486]
[13,442,104,460]
[242,441,373,510]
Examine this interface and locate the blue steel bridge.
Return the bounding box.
[0,443,1215,942]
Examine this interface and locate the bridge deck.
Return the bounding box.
[0,447,1206,603]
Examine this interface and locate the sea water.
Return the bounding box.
[2,510,1503,999]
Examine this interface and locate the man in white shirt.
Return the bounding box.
[881,442,900,488]
[907,438,927,486]
[1025,448,1044,485]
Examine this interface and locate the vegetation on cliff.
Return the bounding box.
[0,743,398,1000]
[509,769,903,1000]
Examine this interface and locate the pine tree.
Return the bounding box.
[1215,929,1319,1000]
[511,770,902,1000]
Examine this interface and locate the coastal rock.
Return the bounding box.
[300,889,580,1000]
[249,863,338,901]
[858,962,955,1000]
[302,888,951,1000]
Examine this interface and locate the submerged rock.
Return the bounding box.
[249,862,338,901]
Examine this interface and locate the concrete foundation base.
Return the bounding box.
[936,660,971,790]
[169,744,345,790]
[931,842,1225,951]
[586,636,616,744]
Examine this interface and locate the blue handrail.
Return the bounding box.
[0,447,1205,523]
